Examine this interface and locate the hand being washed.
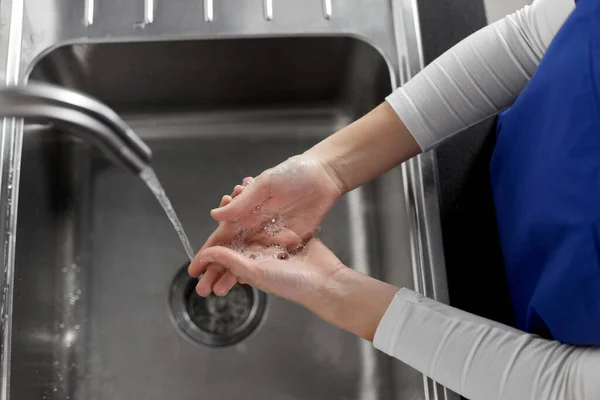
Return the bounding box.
[193,103,421,297]
[189,237,344,306]
[189,235,398,342]
[193,153,346,296]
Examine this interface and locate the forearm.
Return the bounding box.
[388,0,573,150]
[374,289,600,400]
[300,263,600,400]
[304,265,399,341]
[306,102,420,193]
[307,0,573,192]
[310,272,600,400]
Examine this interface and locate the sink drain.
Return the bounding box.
[169,264,267,346]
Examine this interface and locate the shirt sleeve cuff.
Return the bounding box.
[386,89,437,151]
[373,287,418,355]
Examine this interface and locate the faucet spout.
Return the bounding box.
[0,82,152,174]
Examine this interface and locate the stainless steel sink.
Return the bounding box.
[11,37,416,400]
[0,1,453,399]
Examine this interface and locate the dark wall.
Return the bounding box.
[416,0,516,327]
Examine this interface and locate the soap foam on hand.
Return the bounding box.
[223,214,292,261]
[225,242,290,261]
[262,216,285,237]
[225,241,290,262]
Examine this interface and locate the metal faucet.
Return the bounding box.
[0,82,152,174]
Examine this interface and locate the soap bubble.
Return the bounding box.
[221,214,291,262]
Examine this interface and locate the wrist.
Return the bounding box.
[306,265,399,342]
[306,102,421,195]
[304,147,350,196]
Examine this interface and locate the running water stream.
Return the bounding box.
[140,167,196,261]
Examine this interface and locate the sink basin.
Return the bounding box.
[13,37,421,399]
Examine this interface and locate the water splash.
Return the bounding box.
[140,167,195,261]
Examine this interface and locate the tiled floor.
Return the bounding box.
[483,0,534,22]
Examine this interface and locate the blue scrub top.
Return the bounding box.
[491,0,600,345]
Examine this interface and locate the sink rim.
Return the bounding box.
[23,32,398,91]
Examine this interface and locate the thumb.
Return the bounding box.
[210,179,265,222]
[197,246,255,282]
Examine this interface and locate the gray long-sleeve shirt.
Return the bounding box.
[375,1,600,399]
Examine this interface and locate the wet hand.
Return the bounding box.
[210,153,343,245]
[196,153,345,295]
[189,237,345,307]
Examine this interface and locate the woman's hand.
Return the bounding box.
[189,237,399,342]
[196,153,345,296]
[189,238,344,307]
[194,102,420,298]
[207,153,345,246]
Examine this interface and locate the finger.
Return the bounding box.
[216,196,233,226]
[232,185,244,198]
[188,253,210,277]
[195,266,224,297]
[219,195,232,208]
[196,246,254,281]
[230,177,253,201]
[210,176,266,222]
[190,227,232,276]
[213,271,239,296]
[256,228,304,251]
[197,222,239,255]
